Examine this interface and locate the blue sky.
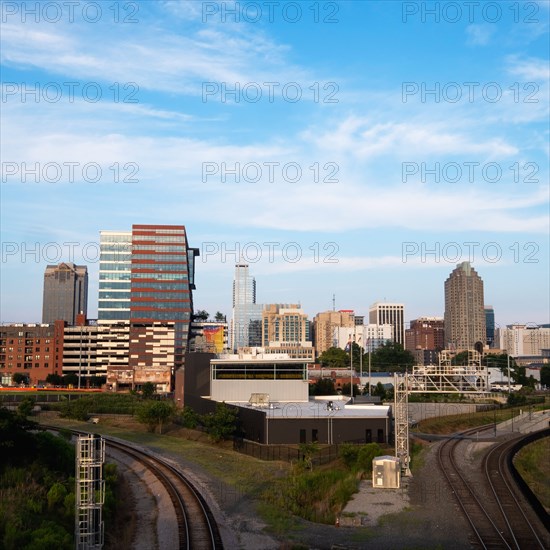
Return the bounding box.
[1,0,549,328]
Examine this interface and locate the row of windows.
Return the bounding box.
[100,273,131,280]
[99,281,131,289]
[98,300,131,308]
[135,228,184,234]
[0,363,50,369]
[131,292,187,299]
[131,282,187,290]
[131,311,190,321]
[99,292,131,300]
[132,253,187,261]
[212,363,307,380]
[100,263,132,271]
[132,235,185,242]
[132,264,188,272]
[130,301,189,309]
[98,311,131,320]
[132,273,188,280]
[100,234,131,242]
[133,245,186,251]
[100,253,131,261]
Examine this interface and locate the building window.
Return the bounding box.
[299,429,306,444]
[366,429,372,443]
[312,429,318,443]
[377,429,384,443]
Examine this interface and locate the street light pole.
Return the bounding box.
[350,332,353,400]
[507,353,511,394]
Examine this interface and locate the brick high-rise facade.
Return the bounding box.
[444,262,486,350]
[313,310,355,355]
[405,318,445,352]
[0,322,64,385]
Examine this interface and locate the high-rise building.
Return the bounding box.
[498,324,550,356]
[42,263,88,324]
[130,225,198,367]
[262,304,308,345]
[485,306,495,347]
[335,324,393,353]
[231,264,262,350]
[99,225,199,369]
[98,231,131,322]
[369,303,405,347]
[313,310,355,355]
[444,262,486,350]
[405,317,445,352]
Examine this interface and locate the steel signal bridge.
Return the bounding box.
[394,350,489,475]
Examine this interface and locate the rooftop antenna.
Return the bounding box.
[332,294,335,311]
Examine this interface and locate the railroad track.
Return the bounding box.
[44,425,224,550]
[483,435,547,550]
[438,425,548,549]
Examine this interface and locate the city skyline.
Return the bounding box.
[1,2,548,326]
[2,240,549,332]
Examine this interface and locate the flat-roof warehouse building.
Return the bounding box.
[184,351,391,445]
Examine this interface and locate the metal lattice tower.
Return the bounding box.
[394,351,489,475]
[75,434,105,549]
[393,373,410,474]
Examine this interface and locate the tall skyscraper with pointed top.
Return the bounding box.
[231,264,262,351]
[444,262,486,351]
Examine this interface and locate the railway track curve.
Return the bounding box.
[44,425,224,550]
[437,425,549,550]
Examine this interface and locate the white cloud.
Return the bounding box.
[302,117,519,159]
[465,25,494,46]
[506,55,550,81]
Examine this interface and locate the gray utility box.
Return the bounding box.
[372,456,400,489]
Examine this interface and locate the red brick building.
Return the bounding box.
[0,322,64,385]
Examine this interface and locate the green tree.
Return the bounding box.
[59,398,90,421]
[194,309,209,321]
[47,483,68,510]
[62,373,78,387]
[12,373,28,385]
[141,382,156,400]
[17,397,36,418]
[214,311,226,322]
[371,382,387,400]
[341,382,360,397]
[369,342,414,371]
[202,402,238,442]
[45,374,63,386]
[178,406,199,429]
[88,375,105,388]
[136,400,175,434]
[450,351,471,365]
[299,442,319,470]
[540,365,550,388]
[318,347,349,370]
[310,378,337,395]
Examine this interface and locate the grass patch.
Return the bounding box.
[261,460,360,524]
[409,439,427,471]
[416,406,524,434]
[255,501,303,536]
[514,437,550,510]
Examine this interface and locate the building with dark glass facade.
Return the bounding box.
[98,224,199,371]
[130,225,199,367]
[42,263,88,325]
